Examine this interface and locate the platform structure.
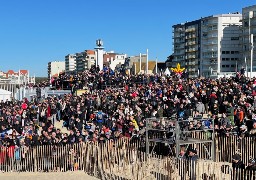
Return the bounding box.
[145,117,215,161]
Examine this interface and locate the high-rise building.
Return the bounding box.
[242,5,256,77]
[201,13,242,77]
[75,50,96,73]
[48,61,65,78]
[172,13,242,78]
[173,20,201,77]
[65,54,76,73]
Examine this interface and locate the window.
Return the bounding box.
[231,51,234,54]
[226,51,230,54]
[231,37,239,40]
[222,65,225,68]
[231,65,235,67]
[226,65,230,68]
[222,51,226,54]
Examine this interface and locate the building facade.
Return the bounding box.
[75,50,96,73]
[48,61,65,78]
[128,54,148,73]
[109,54,127,70]
[172,24,185,70]
[65,54,76,73]
[242,5,256,77]
[172,13,242,78]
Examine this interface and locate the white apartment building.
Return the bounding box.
[48,61,65,78]
[242,5,256,77]
[109,53,127,70]
[200,13,242,77]
[172,13,243,78]
[65,54,76,73]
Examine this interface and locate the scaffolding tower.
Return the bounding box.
[145,117,215,161]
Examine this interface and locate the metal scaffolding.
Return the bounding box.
[145,117,215,161]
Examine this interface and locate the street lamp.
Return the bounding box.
[251,34,254,78]
[249,11,253,78]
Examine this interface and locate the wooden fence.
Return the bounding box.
[0,135,256,179]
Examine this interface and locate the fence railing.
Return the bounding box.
[0,135,256,179]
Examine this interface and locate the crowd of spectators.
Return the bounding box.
[0,65,256,168]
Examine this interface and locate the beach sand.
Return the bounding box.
[0,171,99,180]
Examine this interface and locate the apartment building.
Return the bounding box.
[47,61,65,78]
[173,20,201,77]
[242,5,256,77]
[75,50,96,73]
[65,54,76,73]
[172,13,242,78]
[201,13,242,77]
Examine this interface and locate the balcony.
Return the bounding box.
[173,28,185,33]
[186,48,197,52]
[173,52,185,56]
[203,54,217,58]
[203,41,218,46]
[188,62,196,65]
[207,34,218,38]
[202,48,218,52]
[185,28,196,32]
[185,34,197,39]
[174,45,185,50]
[208,27,218,31]
[174,40,185,44]
[189,68,196,71]
[187,55,196,59]
[186,41,197,46]
[173,35,184,38]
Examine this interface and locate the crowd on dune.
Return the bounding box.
[1,65,256,170]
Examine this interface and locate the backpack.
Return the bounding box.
[15,148,20,160]
[179,111,185,118]
[97,112,103,120]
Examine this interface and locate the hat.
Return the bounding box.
[240,125,247,129]
[232,154,241,161]
[78,135,84,140]
[189,149,197,154]
[249,159,256,165]
[226,124,232,129]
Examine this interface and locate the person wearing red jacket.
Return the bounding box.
[47,104,51,118]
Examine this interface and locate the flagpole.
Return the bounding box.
[250,34,254,78]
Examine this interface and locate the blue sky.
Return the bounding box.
[0,0,254,76]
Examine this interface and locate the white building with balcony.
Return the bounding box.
[172,13,242,78]
[242,5,256,77]
[109,53,127,70]
[65,54,76,73]
[200,13,242,77]
[48,61,65,78]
